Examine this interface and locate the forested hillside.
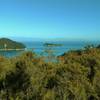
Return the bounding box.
[0,38,26,49]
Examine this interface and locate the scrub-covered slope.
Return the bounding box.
[0,38,26,50]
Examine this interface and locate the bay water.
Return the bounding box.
[0,40,99,57]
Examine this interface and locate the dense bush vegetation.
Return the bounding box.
[0,46,100,99]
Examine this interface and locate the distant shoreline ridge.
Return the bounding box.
[0,48,25,51]
[0,38,26,51]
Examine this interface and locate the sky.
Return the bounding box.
[0,0,100,40]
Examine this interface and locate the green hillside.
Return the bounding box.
[0,38,26,50]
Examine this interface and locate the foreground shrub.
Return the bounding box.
[0,47,100,99]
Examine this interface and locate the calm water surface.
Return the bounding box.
[0,41,100,57]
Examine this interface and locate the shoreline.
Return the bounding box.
[0,48,25,51]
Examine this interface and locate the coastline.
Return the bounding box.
[0,48,25,51]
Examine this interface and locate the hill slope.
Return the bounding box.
[0,38,26,50]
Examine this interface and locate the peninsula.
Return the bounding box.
[0,38,26,51]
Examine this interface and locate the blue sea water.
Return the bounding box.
[0,40,100,57]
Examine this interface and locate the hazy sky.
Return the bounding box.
[0,0,99,40]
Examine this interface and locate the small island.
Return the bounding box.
[44,43,63,47]
[0,38,26,51]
